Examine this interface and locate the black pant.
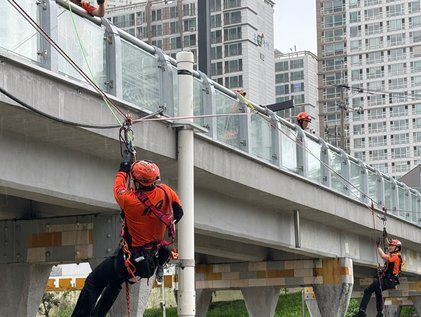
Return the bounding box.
[359,276,397,313]
[72,248,157,317]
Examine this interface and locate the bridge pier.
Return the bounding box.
[196,289,213,317]
[411,296,421,315]
[241,286,281,317]
[0,263,52,317]
[312,258,353,317]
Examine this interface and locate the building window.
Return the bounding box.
[183,3,196,16]
[169,6,179,19]
[211,30,223,44]
[184,18,196,32]
[210,0,222,12]
[349,11,361,23]
[391,133,409,145]
[409,0,421,14]
[170,21,180,34]
[291,71,304,81]
[224,0,241,9]
[225,43,242,57]
[354,138,365,149]
[365,22,382,35]
[276,73,289,84]
[211,62,223,76]
[388,48,405,61]
[293,94,305,104]
[390,119,409,130]
[224,11,241,25]
[151,9,161,22]
[369,135,387,147]
[275,61,289,72]
[390,105,408,117]
[211,14,221,28]
[170,37,181,50]
[224,75,243,88]
[184,34,196,47]
[113,14,135,28]
[276,84,289,95]
[368,122,387,133]
[290,59,304,69]
[368,108,386,119]
[291,82,304,92]
[391,147,409,159]
[369,149,388,160]
[224,59,242,73]
[224,26,242,41]
[136,11,145,24]
[211,46,223,59]
[151,24,162,37]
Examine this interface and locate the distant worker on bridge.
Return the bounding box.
[72,160,183,316]
[354,239,402,317]
[71,0,108,17]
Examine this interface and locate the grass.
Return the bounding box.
[144,293,416,317]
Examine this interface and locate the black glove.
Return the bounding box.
[157,246,171,266]
[383,228,388,238]
[119,161,131,173]
[172,202,184,224]
[97,0,105,5]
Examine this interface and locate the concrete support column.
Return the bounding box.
[241,286,280,317]
[0,263,52,317]
[411,296,421,315]
[312,258,353,317]
[384,305,401,317]
[196,289,213,317]
[107,277,154,317]
[305,298,321,317]
[89,259,154,317]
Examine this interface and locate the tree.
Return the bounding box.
[39,293,60,317]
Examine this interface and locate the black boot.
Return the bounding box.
[376,313,384,317]
[353,311,367,317]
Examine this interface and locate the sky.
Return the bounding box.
[273,0,317,54]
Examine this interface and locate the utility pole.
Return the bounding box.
[338,84,347,151]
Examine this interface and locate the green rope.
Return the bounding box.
[66,1,122,125]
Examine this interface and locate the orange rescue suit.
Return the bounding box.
[113,171,181,248]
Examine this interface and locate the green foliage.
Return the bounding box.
[400,305,414,317]
[39,293,61,317]
[345,299,359,317]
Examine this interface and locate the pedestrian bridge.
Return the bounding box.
[0,1,420,317]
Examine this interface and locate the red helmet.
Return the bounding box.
[389,239,402,250]
[131,160,160,186]
[296,112,311,122]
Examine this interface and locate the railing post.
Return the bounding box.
[389,177,399,216]
[268,112,281,166]
[319,139,331,187]
[357,160,369,204]
[198,71,216,138]
[39,0,59,72]
[376,170,385,208]
[403,185,412,221]
[237,94,251,153]
[154,47,175,115]
[296,127,308,177]
[102,19,123,98]
[339,149,350,195]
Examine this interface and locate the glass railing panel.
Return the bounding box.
[397,185,405,218]
[250,114,275,163]
[193,77,204,128]
[367,170,378,204]
[384,178,394,213]
[121,39,161,112]
[329,150,344,193]
[350,161,362,200]
[57,9,106,89]
[306,139,322,183]
[280,125,298,173]
[411,193,418,223]
[215,90,242,149]
[0,0,40,62]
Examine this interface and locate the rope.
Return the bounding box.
[65,1,122,125]
[6,0,127,121]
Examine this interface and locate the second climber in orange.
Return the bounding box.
[72,160,183,316]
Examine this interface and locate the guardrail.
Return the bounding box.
[1,0,420,226]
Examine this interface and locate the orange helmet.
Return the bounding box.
[296,112,311,122]
[131,160,160,186]
[389,239,402,251]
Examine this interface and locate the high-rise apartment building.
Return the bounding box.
[106,0,275,106]
[317,0,421,177]
[274,50,319,134]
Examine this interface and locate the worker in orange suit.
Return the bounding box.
[72,160,183,317]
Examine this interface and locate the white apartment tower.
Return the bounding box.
[274,50,320,134]
[106,0,276,106]
[317,0,421,177]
